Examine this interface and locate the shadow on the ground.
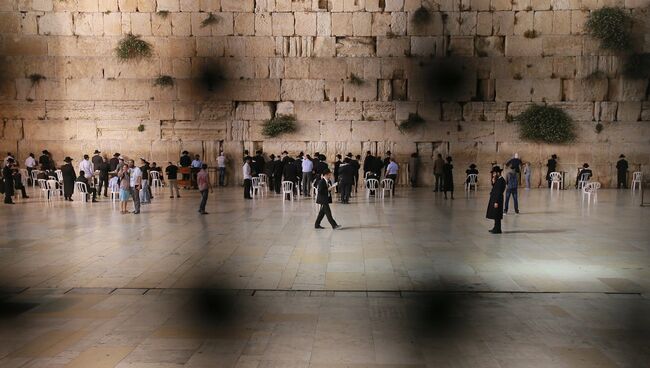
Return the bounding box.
[503,229,572,234]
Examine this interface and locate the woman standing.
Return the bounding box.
[442,156,454,200]
[60,157,76,201]
[118,165,131,214]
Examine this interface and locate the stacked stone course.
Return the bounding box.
[0,0,647,186]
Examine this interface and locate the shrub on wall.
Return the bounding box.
[115,34,153,61]
[585,7,632,51]
[398,113,425,134]
[154,75,174,88]
[516,105,576,144]
[262,115,297,138]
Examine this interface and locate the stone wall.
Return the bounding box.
[0,0,648,187]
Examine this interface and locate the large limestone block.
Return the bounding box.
[152,13,172,36]
[214,79,281,102]
[363,101,395,121]
[377,37,410,57]
[493,12,514,35]
[331,12,353,36]
[284,58,310,78]
[475,36,504,57]
[496,79,533,101]
[616,102,641,122]
[395,101,417,120]
[320,121,353,141]
[412,36,443,57]
[407,10,444,36]
[314,36,336,57]
[234,102,274,120]
[162,120,227,140]
[442,102,462,121]
[317,12,331,36]
[197,101,234,121]
[336,102,363,120]
[351,121,387,141]
[0,120,24,140]
[295,101,336,120]
[3,36,48,56]
[513,11,534,35]
[548,102,594,121]
[39,13,73,36]
[542,35,582,56]
[295,12,317,36]
[569,78,608,102]
[336,37,376,57]
[353,12,373,36]
[309,58,348,79]
[505,36,542,56]
[371,12,391,36]
[130,12,152,36]
[448,36,474,56]
[0,13,21,34]
[417,101,441,121]
[255,13,272,36]
[531,79,562,101]
[23,120,86,141]
[343,79,377,101]
[221,0,254,11]
[476,12,492,36]
[171,13,191,36]
[390,11,407,35]
[281,79,324,101]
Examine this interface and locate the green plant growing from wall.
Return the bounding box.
[137,124,145,132]
[153,75,174,88]
[349,73,364,86]
[115,34,153,61]
[156,10,170,18]
[516,105,576,144]
[595,123,604,134]
[201,13,220,27]
[412,6,431,26]
[262,114,297,138]
[584,70,606,81]
[398,113,425,134]
[585,7,632,51]
[28,73,46,86]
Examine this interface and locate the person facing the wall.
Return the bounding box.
[217,151,227,187]
[243,157,252,199]
[616,154,628,189]
[503,165,519,215]
[386,157,399,195]
[546,154,557,188]
[433,153,444,192]
[409,152,419,188]
[442,156,454,200]
[165,161,180,198]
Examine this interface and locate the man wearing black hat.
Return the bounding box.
[546,154,557,188]
[575,163,592,189]
[61,157,76,201]
[39,150,53,171]
[92,150,103,169]
[352,154,361,192]
[315,169,341,230]
[180,150,191,188]
[616,154,628,189]
[3,158,16,204]
[109,153,120,172]
[486,166,506,234]
[338,157,355,204]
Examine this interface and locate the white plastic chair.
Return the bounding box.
[366,178,379,198]
[74,182,88,202]
[47,179,62,200]
[582,181,600,202]
[465,174,478,192]
[251,177,262,198]
[109,178,120,202]
[55,169,63,184]
[37,179,50,200]
[549,172,562,191]
[281,181,294,201]
[258,173,269,193]
[381,178,394,198]
[312,178,319,200]
[577,172,591,190]
[631,172,642,192]
[31,170,41,187]
[150,171,162,191]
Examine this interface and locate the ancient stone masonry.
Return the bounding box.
[0,0,647,187]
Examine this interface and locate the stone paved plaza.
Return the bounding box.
[0,187,648,367]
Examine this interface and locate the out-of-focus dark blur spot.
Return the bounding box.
[186,285,238,326]
[408,291,469,338]
[197,63,226,93]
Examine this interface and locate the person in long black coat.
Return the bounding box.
[273,155,284,194]
[486,166,506,234]
[61,157,76,201]
[315,169,341,230]
[338,158,355,204]
[616,154,628,189]
[546,154,557,188]
[442,156,454,200]
[282,157,297,199]
[3,158,15,204]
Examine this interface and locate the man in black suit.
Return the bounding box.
[352,154,361,191]
[109,153,120,172]
[91,150,103,170]
[76,170,97,202]
[282,156,298,200]
[486,166,506,234]
[363,151,373,177]
[315,169,341,230]
[338,158,355,204]
[616,154,628,189]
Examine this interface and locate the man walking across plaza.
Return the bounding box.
[315,169,341,230]
[197,164,213,214]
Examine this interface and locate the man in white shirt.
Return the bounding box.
[190,154,202,189]
[301,154,314,197]
[217,152,226,187]
[243,157,252,199]
[25,153,37,185]
[386,157,399,195]
[79,154,94,180]
[129,160,142,214]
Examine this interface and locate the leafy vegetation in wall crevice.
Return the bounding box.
[115,34,153,61]
[201,13,220,28]
[516,104,576,144]
[262,115,297,138]
[153,75,174,88]
[349,73,364,86]
[28,73,46,86]
[585,7,632,51]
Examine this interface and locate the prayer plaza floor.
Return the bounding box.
[0,187,648,367]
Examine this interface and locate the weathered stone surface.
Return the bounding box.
[363,102,395,121]
[336,37,375,57]
[281,79,324,101]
